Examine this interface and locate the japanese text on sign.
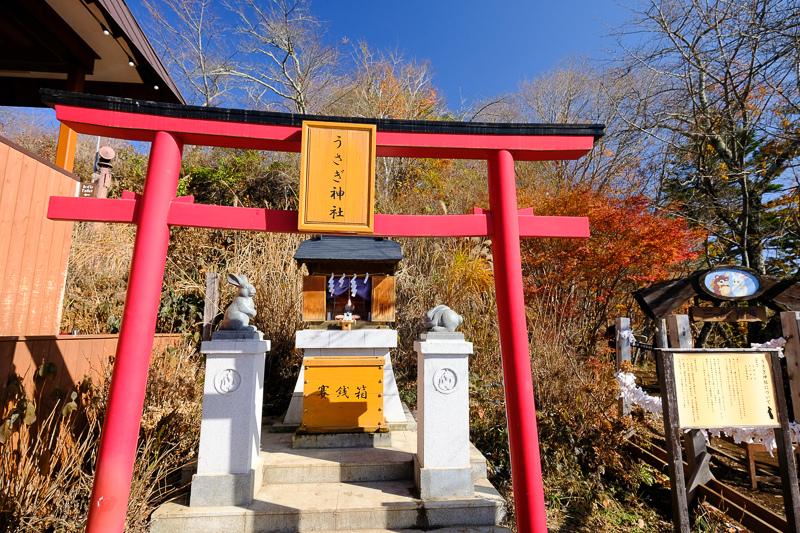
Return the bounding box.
[316,384,369,400]
[298,121,376,233]
[671,351,779,429]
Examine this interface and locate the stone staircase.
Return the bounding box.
[151,419,511,533]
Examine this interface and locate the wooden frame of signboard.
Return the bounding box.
[298,121,377,234]
[656,348,800,533]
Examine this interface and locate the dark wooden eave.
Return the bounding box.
[294,236,403,264]
[0,0,183,107]
[635,269,800,319]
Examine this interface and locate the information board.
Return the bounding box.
[672,351,779,429]
[657,347,799,533]
[298,121,376,233]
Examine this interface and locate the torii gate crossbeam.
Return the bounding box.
[41,90,603,533]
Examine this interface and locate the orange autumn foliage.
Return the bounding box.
[522,189,702,344]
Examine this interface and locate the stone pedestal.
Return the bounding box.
[190,331,271,507]
[414,333,474,500]
[284,329,405,426]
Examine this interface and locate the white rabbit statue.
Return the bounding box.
[219,273,257,331]
[424,304,463,332]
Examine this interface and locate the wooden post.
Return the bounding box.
[55,68,85,173]
[657,350,691,533]
[666,315,713,501]
[616,317,632,416]
[780,311,800,422]
[655,318,669,350]
[768,350,800,532]
[203,273,220,341]
[666,315,693,350]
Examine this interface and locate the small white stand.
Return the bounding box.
[414,333,474,500]
[190,331,270,507]
[284,329,406,425]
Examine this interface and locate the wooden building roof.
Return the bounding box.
[635,266,800,319]
[0,0,183,107]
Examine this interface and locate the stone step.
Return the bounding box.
[151,478,507,533]
[307,529,512,533]
[260,428,487,485]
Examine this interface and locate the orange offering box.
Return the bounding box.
[301,356,386,433]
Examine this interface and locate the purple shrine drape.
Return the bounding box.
[327,276,372,300]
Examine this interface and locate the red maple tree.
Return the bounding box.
[521,189,702,349]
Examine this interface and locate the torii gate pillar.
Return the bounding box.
[86,132,184,532]
[488,150,547,531]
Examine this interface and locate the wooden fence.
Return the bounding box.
[0,134,78,336]
[0,334,184,400]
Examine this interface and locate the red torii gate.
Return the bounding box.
[42,90,603,533]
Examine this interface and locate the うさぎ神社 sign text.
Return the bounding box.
[299,121,376,234]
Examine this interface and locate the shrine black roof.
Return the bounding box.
[40,89,605,138]
[293,236,403,263]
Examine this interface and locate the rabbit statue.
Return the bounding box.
[424,304,463,332]
[219,274,257,331]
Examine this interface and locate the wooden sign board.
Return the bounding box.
[298,121,376,233]
[80,182,96,198]
[657,348,800,533]
[670,350,779,429]
[689,306,767,323]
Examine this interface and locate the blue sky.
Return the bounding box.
[307,1,630,106]
[126,0,632,109]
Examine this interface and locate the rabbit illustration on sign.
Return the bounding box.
[729,272,749,297]
[220,274,257,331]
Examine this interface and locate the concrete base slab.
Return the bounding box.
[151,478,506,533]
[309,529,512,533]
[189,471,254,507]
[389,402,418,432]
[151,419,505,533]
[259,421,487,485]
[415,455,475,500]
[292,431,391,449]
[267,412,297,433]
[212,330,263,340]
[274,401,417,433]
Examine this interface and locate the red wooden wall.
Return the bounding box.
[0,135,78,336]
[0,334,183,399]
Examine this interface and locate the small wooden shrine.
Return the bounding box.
[295,235,402,326]
[282,235,407,433]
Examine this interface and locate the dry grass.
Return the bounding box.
[125,344,204,533]
[0,343,203,533]
[0,382,100,533]
[217,231,306,401]
[61,222,135,334]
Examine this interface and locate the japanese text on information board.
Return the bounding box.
[672,351,778,429]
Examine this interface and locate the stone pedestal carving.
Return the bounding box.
[414,333,474,500]
[190,331,271,507]
[284,329,406,426]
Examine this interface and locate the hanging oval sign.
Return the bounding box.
[699,266,761,300]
